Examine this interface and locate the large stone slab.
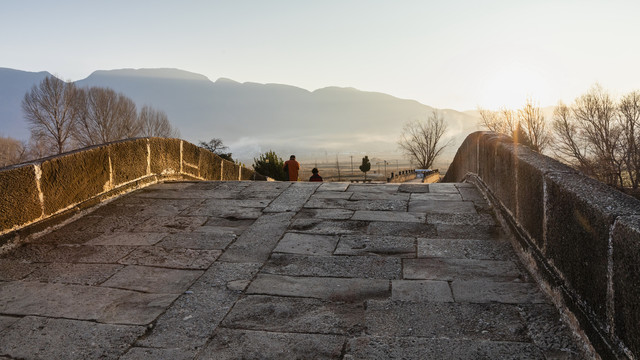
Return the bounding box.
[391,280,453,302]
[367,221,437,237]
[199,329,345,359]
[0,316,145,360]
[309,191,353,199]
[347,184,400,193]
[43,245,136,264]
[263,253,402,279]
[247,274,390,302]
[0,281,176,325]
[316,182,349,191]
[451,280,548,304]
[417,238,515,260]
[403,258,524,281]
[135,215,208,233]
[425,212,496,225]
[365,300,529,341]
[119,247,221,269]
[408,200,477,214]
[156,231,237,250]
[345,199,408,211]
[25,263,123,285]
[84,232,166,246]
[273,233,338,256]
[350,192,410,201]
[219,212,294,263]
[352,210,425,223]
[345,336,544,359]
[120,347,196,360]
[263,182,319,213]
[101,265,202,293]
[410,192,463,201]
[334,235,415,257]
[436,224,503,239]
[428,183,460,193]
[295,208,354,220]
[221,295,365,335]
[289,219,369,235]
[137,262,261,350]
[0,259,38,281]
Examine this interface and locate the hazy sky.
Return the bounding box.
[3,0,639,111]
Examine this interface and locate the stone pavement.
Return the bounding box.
[0,181,589,359]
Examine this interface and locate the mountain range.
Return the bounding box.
[0,67,482,163]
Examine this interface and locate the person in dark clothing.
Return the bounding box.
[309,167,323,182]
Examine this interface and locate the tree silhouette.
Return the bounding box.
[359,155,371,180]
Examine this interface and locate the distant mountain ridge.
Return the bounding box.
[0,67,481,161]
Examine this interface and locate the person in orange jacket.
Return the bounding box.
[283,155,300,181]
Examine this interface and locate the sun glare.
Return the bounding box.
[478,66,549,110]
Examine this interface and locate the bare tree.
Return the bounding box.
[22,75,85,154]
[139,105,180,138]
[552,101,592,173]
[75,87,140,147]
[398,110,451,169]
[199,138,233,161]
[518,98,550,152]
[618,91,640,188]
[0,136,27,167]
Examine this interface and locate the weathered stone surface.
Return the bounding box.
[451,280,547,303]
[335,235,415,257]
[367,221,437,237]
[0,315,19,333]
[391,280,453,302]
[186,203,264,219]
[436,224,503,239]
[352,210,425,223]
[345,336,545,359]
[317,182,349,191]
[247,274,390,301]
[457,185,486,201]
[408,200,477,213]
[310,191,353,199]
[156,231,237,250]
[121,347,196,360]
[365,300,529,341]
[0,259,38,281]
[222,295,365,335]
[518,304,587,359]
[263,253,402,279]
[25,263,123,285]
[0,281,176,325]
[295,208,354,220]
[410,192,463,201]
[44,245,136,264]
[101,265,202,293]
[273,233,338,256]
[403,258,523,281]
[85,232,166,246]
[348,183,400,193]
[345,199,408,211]
[350,191,410,201]
[290,219,369,235]
[199,329,345,360]
[149,137,180,175]
[612,215,640,356]
[119,247,220,269]
[137,262,261,350]
[219,212,294,263]
[428,183,459,193]
[545,171,640,323]
[417,238,515,260]
[0,165,41,231]
[135,215,208,233]
[40,147,110,216]
[398,183,430,193]
[425,212,495,225]
[109,138,148,185]
[0,316,145,360]
[263,182,319,213]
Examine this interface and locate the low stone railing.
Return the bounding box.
[0,137,265,245]
[443,131,640,359]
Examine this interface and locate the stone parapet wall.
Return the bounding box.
[0,137,265,241]
[443,131,640,359]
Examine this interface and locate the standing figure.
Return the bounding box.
[283,155,300,181]
[309,168,323,182]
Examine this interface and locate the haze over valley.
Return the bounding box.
[0,67,481,166]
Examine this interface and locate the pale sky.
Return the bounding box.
[2,0,639,111]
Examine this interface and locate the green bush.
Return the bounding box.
[253,150,287,181]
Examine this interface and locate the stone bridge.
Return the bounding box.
[0,134,637,359]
